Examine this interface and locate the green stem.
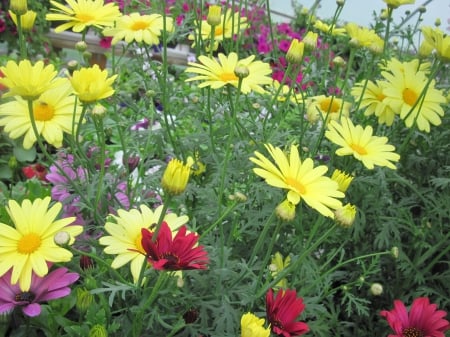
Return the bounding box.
[383,7,394,56]
[16,14,27,60]
[249,211,276,264]
[92,116,107,221]
[201,201,239,237]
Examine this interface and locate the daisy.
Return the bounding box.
[241,312,270,337]
[250,144,344,218]
[98,205,189,282]
[380,297,450,337]
[9,10,37,31]
[103,12,174,46]
[381,58,446,132]
[0,197,82,291]
[313,20,346,36]
[185,52,272,94]
[266,288,309,337]
[345,22,384,51]
[0,59,61,100]
[0,267,79,317]
[421,26,450,63]
[69,64,117,103]
[351,80,397,126]
[188,8,248,50]
[46,0,121,33]
[161,157,191,196]
[325,117,400,170]
[140,222,209,270]
[306,95,352,124]
[383,0,415,8]
[0,79,82,149]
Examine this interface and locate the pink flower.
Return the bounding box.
[380,297,450,337]
[266,288,309,337]
[278,39,291,53]
[0,267,79,317]
[99,36,113,49]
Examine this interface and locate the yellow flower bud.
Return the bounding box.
[10,0,28,15]
[9,10,36,31]
[207,5,222,27]
[276,199,296,221]
[161,158,191,196]
[331,169,353,193]
[286,39,305,64]
[334,203,356,228]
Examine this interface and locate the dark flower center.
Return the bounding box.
[161,252,180,267]
[15,291,35,303]
[402,327,424,337]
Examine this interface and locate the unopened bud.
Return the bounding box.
[207,5,222,27]
[370,283,383,296]
[336,0,345,6]
[67,60,79,73]
[434,18,441,27]
[418,6,426,13]
[10,0,28,15]
[91,104,107,117]
[54,231,70,245]
[286,39,304,64]
[89,324,108,337]
[75,41,88,52]
[391,246,399,259]
[234,64,249,79]
[332,56,346,67]
[276,199,296,221]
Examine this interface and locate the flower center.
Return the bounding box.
[214,26,223,36]
[161,252,180,268]
[15,291,35,303]
[320,97,340,113]
[285,177,306,194]
[131,20,149,31]
[402,88,418,106]
[17,233,42,254]
[33,101,55,121]
[219,72,238,82]
[76,13,95,23]
[377,93,386,101]
[402,327,424,337]
[134,233,145,254]
[350,143,367,155]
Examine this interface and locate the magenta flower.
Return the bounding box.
[380,297,450,337]
[266,288,309,337]
[0,268,79,317]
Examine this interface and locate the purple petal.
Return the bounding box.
[23,303,42,317]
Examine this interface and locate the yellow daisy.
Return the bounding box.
[185,52,272,94]
[381,58,446,132]
[345,23,384,51]
[46,0,121,33]
[98,205,189,283]
[241,312,270,337]
[383,0,415,8]
[161,157,191,196]
[325,117,400,170]
[188,8,248,50]
[69,64,117,103]
[306,95,351,124]
[103,12,174,46]
[0,79,82,149]
[250,144,344,218]
[0,197,82,291]
[0,59,61,100]
[351,80,397,126]
[313,20,346,36]
[421,26,450,63]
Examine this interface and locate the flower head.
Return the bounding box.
[250,144,344,218]
[99,205,189,282]
[275,199,297,221]
[161,157,191,196]
[102,13,174,46]
[269,252,291,289]
[0,267,79,317]
[314,20,346,36]
[46,0,121,33]
[0,60,60,100]
[206,5,222,27]
[140,222,209,270]
[306,95,352,124]
[334,203,357,228]
[266,288,309,337]
[286,39,305,64]
[381,58,446,132]
[9,0,27,15]
[380,297,450,337]
[351,80,397,126]
[345,22,384,51]
[383,0,415,8]
[241,312,270,337]
[331,169,354,193]
[0,197,82,291]
[421,26,450,63]
[69,64,117,103]
[185,53,272,94]
[0,79,82,149]
[325,117,400,170]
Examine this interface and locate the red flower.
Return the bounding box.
[380,297,450,337]
[22,164,48,181]
[266,288,309,337]
[140,222,209,270]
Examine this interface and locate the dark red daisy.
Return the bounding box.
[266,288,309,337]
[140,222,209,271]
[380,297,450,337]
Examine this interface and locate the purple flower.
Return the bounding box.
[0,267,79,317]
[278,39,291,52]
[277,22,293,35]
